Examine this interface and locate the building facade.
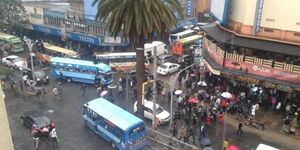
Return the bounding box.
[202,0,300,96]
[22,1,129,47]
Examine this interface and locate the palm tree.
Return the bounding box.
[93,0,183,116]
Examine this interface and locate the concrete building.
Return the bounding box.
[202,0,300,96]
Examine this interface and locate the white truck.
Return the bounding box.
[144,41,168,58]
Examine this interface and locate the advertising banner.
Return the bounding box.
[66,32,101,46]
[32,24,61,37]
[224,59,300,83]
[186,0,194,17]
[204,43,224,65]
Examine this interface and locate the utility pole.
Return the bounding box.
[125,71,129,110]
[152,47,158,129]
[23,36,35,81]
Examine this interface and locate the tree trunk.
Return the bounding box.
[135,40,145,118]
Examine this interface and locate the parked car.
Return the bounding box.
[133,100,170,124]
[1,55,27,70]
[128,68,153,81]
[20,110,51,130]
[157,62,180,75]
[25,69,50,85]
[177,54,193,65]
[157,54,176,64]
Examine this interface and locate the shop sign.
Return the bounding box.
[32,24,61,37]
[204,45,224,65]
[224,59,300,83]
[236,76,260,84]
[66,32,101,46]
[186,0,194,17]
[264,82,293,92]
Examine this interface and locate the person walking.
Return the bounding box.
[52,87,58,101]
[117,84,123,98]
[49,127,58,147]
[237,121,243,136]
[80,83,86,97]
[187,126,195,144]
[172,121,178,137]
[57,83,62,100]
[36,87,42,101]
[178,126,187,142]
[199,123,206,140]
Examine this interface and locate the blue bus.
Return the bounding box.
[50,57,113,85]
[81,98,147,150]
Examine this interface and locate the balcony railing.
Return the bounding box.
[204,37,300,74]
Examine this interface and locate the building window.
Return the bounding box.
[294,33,300,37]
[264,28,273,33]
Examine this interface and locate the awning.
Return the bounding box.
[201,23,300,56]
[203,59,220,75]
[203,50,300,89]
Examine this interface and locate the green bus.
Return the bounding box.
[0,32,24,53]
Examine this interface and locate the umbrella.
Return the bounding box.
[200,137,212,145]
[228,94,236,101]
[108,84,117,89]
[188,98,199,103]
[100,90,108,97]
[226,145,240,150]
[190,74,196,77]
[174,90,183,95]
[221,92,232,99]
[197,81,207,86]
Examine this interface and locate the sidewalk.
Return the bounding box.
[0,85,14,150]
[226,114,300,150]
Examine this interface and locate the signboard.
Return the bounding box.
[204,43,224,65]
[32,24,61,37]
[66,32,101,46]
[104,37,122,44]
[174,18,196,29]
[224,59,300,84]
[252,0,264,34]
[210,0,230,25]
[186,0,194,17]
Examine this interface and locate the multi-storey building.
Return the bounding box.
[22,0,129,48]
[202,0,300,96]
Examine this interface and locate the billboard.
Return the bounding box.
[210,0,230,25]
[186,0,194,17]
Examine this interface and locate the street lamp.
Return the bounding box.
[23,36,35,81]
[168,63,195,129]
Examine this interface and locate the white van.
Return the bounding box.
[256,144,279,150]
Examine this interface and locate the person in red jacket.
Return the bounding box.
[218,112,224,123]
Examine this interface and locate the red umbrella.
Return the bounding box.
[188,98,199,103]
[228,94,236,101]
[226,145,240,150]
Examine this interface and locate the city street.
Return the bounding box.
[3,67,293,150]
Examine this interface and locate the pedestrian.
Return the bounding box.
[187,126,195,144]
[80,83,86,97]
[32,124,40,149]
[57,83,62,100]
[118,84,123,98]
[36,87,42,101]
[237,121,243,136]
[218,112,224,123]
[97,86,102,97]
[199,123,206,140]
[49,127,58,147]
[18,79,24,91]
[178,126,187,142]
[172,121,178,137]
[53,87,58,101]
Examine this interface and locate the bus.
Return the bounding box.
[169,29,197,44]
[82,98,147,150]
[50,57,113,85]
[95,52,149,71]
[37,42,79,64]
[172,34,202,55]
[0,32,24,53]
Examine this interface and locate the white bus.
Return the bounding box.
[169,29,197,44]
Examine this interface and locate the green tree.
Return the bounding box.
[93,0,182,116]
[0,0,28,30]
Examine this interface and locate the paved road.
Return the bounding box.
[4,69,154,150]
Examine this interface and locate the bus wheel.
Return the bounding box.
[67,78,72,83]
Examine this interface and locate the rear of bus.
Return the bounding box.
[172,40,183,55]
[126,122,147,150]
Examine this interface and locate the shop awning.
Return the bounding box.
[201,23,300,56]
[203,50,300,90]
